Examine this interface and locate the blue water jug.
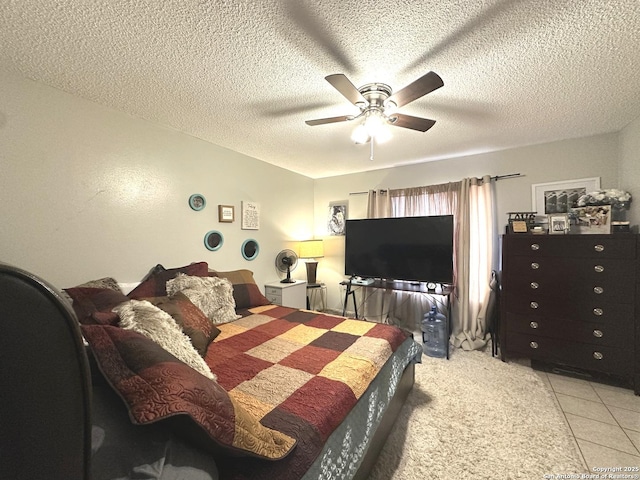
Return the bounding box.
[421,305,447,358]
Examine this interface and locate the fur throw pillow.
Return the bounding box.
[166,274,240,325]
[113,299,216,381]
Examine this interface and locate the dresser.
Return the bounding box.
[264,280,307,309]
[500,234,639,395]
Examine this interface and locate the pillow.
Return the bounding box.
[208,269,271,310]
[61,277,123,306]
[64,287,129,325]
[81,324,296,460]
[143,292,220,356]
[166,274,240,325]
[113,299,215,380]
[128,262,209,299]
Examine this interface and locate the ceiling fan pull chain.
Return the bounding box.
[370,137,374,161]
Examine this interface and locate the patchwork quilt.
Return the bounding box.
[206,304,411,480]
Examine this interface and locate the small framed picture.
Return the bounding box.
[218,205,234,223]
[548,214,569,235]
[571,205,611,234]
[510,220,529,233]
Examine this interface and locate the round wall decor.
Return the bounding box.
[241,239,259,261]
[189,194,206,211]
[204,230,223,251]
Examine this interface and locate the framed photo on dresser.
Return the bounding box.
[571,205,611,234]
[548,214,569,234]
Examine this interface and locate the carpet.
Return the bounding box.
[368,348,588,479]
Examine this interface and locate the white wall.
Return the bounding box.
[2,68,635,310]
[0,71,314,289]
[620,114,640,228]
[313,134,620,312]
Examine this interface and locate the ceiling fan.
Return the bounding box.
[305,71,444,152]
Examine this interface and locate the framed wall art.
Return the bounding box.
[241,201,260,230]
[328,201,348,236]
[188,194,206,211]
[218,205,234,223]
[241,239,259,260]
[531,177,600,222]
[203,230,224,251]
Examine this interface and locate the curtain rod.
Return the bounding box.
[348,173,522,195]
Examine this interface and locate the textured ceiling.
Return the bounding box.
[1,0,640,179]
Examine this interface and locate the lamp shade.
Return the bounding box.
[299,239,324,259]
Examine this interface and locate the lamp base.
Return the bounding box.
[305,261,318,285]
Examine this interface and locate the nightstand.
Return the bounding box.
[264,280,307,309]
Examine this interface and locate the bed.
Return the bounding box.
[0,261,421,480]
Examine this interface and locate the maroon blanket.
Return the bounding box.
[206,305,409,480]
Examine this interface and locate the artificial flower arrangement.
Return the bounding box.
[576,188,632,209]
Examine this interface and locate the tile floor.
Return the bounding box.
[532,368,640,471]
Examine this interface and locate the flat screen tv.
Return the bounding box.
[344,215,454,284]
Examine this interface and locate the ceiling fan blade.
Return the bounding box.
[389,113,436,132]
[387,71,443,108]
[325,74,367,106]
[305,115,352,126]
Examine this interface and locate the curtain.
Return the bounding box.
[363,183,459,335]
[451,175,495,350]
[363,177,495,351]
[367,189,391,218]
[361,190,392,322]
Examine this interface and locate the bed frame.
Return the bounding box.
[0,263,414,480]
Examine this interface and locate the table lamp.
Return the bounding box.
[298,239,324,285]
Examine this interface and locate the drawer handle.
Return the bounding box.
[531,262,540,270]
[593,286,604,294]
[530,301,539,309]
[530,341,539,349]
[530,321,539,329]
[593,329,603,338]
[593,308,603,316]
[530,282,539,289]
[530,243,540,251]
[593,351,603,360]
[594,265,604,273]
[594,244,605,252]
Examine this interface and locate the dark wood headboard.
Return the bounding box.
[0,263,92,480]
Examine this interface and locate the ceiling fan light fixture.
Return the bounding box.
[374,125,392,143]
[306,72,443,153]
[351,124,369,144]
[384,99,397,114]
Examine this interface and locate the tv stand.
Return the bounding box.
[340,279,454,359]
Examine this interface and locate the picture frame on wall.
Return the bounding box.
[531,177,600,223]
[241,201,260,230]
[218,205,234,223]
[328,201,348,236]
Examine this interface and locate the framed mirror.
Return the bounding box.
[189,194,206,211]
[204,230,224,251]
[241,239,259,261]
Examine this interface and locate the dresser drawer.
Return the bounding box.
[507,332,633,376]
[504,235,636,259]
[505,313,633,347]
[504,294,634,324]
[265,286,282,305]
[265,286,281,296]
[504,256,636,301]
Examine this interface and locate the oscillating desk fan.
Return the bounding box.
[275,249,298,283]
